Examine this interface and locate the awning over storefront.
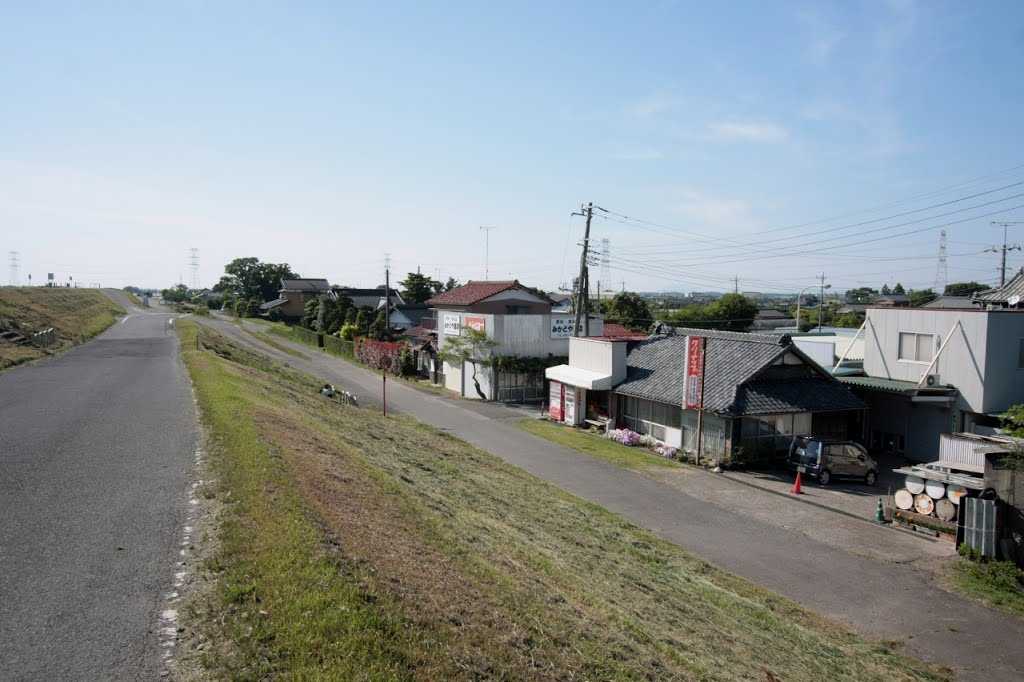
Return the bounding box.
[545,365,614,391]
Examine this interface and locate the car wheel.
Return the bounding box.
[818,469,832,485]
[865,470,877,486]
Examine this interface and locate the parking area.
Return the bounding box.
[724,452,909,521]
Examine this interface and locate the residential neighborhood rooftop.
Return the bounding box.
[426,280,553,306]
[280,278,332,292]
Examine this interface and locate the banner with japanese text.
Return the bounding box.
[684,336,704,410]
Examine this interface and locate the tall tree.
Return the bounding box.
[443,277,459,292]
[944,281,990,297]
[216,257,298,301]
[881,284,892,295]
[908,288,938,307]
[892,282,906,295]
[659,294,758,332]
[399,272,442,304]
[604,292,653,331]
[844,287,878,303]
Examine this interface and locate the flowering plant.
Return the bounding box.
[606,428,642,446]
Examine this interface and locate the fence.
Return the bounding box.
[32,328,56,348]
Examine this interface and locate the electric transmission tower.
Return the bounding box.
[8,250,20,286]
[934,230,948,293]
[189,248,200,290]
[600,238,611,290]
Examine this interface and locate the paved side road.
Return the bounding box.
[0,295,196,681]
[201,315,1024,681]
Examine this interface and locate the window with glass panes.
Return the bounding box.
[898,332,935,363]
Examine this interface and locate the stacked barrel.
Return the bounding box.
[892,475,967,522]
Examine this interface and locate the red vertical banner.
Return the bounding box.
[685,336,704,409]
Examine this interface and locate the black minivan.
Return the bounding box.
[787,436,878,486]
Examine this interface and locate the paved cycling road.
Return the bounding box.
[0,294,196,681]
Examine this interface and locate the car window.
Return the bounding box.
[844,445,865,460]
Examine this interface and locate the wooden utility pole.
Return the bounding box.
[572,203,593,337]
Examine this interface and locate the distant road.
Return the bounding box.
[0,295,196,680]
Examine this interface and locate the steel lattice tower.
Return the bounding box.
[934,230,947,293]
[8,250,20,286]
[600,238,611,289]
[189,248,200,290]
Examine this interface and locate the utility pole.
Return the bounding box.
[384,253,391,336]
[988,222,1023,287]
[572,203,593,337]
[480,226,497,280]
[733,275,739,294]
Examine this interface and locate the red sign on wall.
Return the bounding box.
[685,336,704,409]
[464,315,486,332]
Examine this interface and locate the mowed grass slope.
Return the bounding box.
[181,322,947,681]
[0,287,123,369]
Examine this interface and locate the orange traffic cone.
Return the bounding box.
[791,472,804,495]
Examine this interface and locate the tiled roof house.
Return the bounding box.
[610,328,864,462]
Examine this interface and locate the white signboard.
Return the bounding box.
[550,317,584,338]
[564,386,577,424]
[443,314,461,336]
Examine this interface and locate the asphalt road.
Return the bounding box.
[0,294,196,681]
[204,315,1024,681]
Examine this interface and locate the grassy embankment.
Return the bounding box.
[180,320,947,681]
[517,419,681,474]
[0,287,123,369]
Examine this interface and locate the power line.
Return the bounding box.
[593,185,1024,263]
[595,164,1024,250]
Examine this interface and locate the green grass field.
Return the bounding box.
[0,287,123,369]
[179,321,947,680]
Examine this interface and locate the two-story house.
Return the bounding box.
[428,280,603,401]
[259,278,334,320]
[840,305,1024,461]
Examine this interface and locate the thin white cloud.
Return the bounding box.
[608,150,664,161]
[625,88,678,119]
[795,10,845,68]
[709,121,787,142]
[672,191,754,230]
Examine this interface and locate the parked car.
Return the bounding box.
[787,436,878,486]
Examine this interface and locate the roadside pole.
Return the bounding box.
[695,338,706,466]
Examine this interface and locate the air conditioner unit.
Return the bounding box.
[924,373,941,387]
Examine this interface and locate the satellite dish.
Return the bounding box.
[1009,294,1021,307]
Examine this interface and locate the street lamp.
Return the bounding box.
[795,283,830,333]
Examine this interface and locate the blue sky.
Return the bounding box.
[2,1,1023,295]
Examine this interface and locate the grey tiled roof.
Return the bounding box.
[729,378,865,416]
[922,296,974,309]
[280,278,332,293]
[973,268,1024,304]
[615,328,787,411]
[614,326,862,416]
[259,297,287,311]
